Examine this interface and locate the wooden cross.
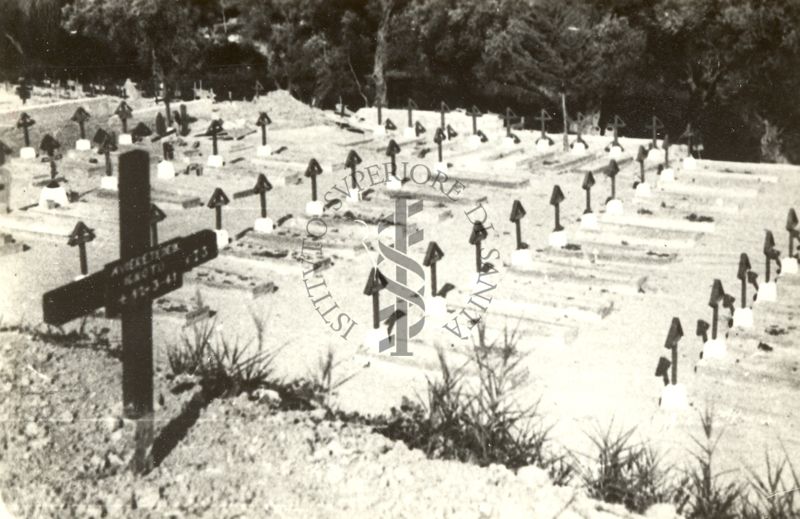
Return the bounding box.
[115,102,133,134]
[550,185,565,232]
[305,158,323,202]
[17,112,35,147]
[207,188,230,230]
[466,106,482,135]
[680,123,696,157]
[440,102,450,131]
[536,109,552,139]
[502,107,517,137]
[509,200,527,250]
[469,221,489,273]
[646,115,664,149]
[155,82,173,126]
[42,150,218,474]
[607,115,625,147]
[256,112,271,146]
[407,98,417,128]
[71,107,90,140]
[68,221,95,276]
[423,242,444,296]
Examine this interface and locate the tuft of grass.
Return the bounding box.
[573,421,680,513]
[740,446,800,518]
[167,315,280,397]
[677,405,744,519]
[9,318,119,358]
[374,321,568,481]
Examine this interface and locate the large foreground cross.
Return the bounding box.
[42,149,219,474]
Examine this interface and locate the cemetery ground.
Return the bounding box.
[0,89,799,517]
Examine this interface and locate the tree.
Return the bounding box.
[62,0,210,80]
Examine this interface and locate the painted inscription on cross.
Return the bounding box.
[41,150,219,474]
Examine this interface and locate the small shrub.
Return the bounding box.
[677,406,744,519]
[375,321,566,480]
[167,315,280,397]
[573,421,679,513]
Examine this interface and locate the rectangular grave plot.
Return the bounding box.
[188,266,278,297]
[509,266,650,295]
[535,243,678,266]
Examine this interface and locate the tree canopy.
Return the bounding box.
[1,0,798,162]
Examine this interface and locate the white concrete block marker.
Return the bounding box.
[699,279,728,360]
[733,253,755,329]
[16,112,36,159]
[255,111,272,157]
[509,200,532,268]
[157,160,175,180]
[207,187,231,250]
[39,180,69,209]
[655,317,688,411]
[363,267,391,351]
[305,158,324,216]
[548,185,568,249]
[118,134,133,146]
[782,208,799,275]
[71,106,92,151]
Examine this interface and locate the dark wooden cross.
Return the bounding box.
[364,267,388,330]
[207,188,230,230]
[680,123,696,157]
[607,115,625,148]
[414,121,426,137]
[256,112,271,146]
[763,230,780,283]
[155,82,173,126]
[646,115,664,149]
[42,150,219,474]
[68,221,95,276]
[655,317,683,385]
[95,130,116,176]
[254,80,264,100]
[737,253,751,308]
[305,158,323,202]
[376,99,382,125]
[663,134,671,167]
[115,101,133,134]
[509,200,527,250]
[440,101,450,131]
[636,145,647,183]
[40,135,61,181]
[345,150,362,191]
[536,109,552,140]
[446,124,458,140]
[605,160,619,200]
[386,139,401,178]
[423,242,444,297]
[434,127,446,163]
[708,279,725,340]
[71,107,91,140]
[407,98,417,128]
[787,208,799,258]
[205,120,224,155]
[469,221,489,274]
[582,172,595,214]
[467,105,482,135]
[155,113,168,138]
[233,174,273,219]
[550,185,565,232]
[571,112,588,149]
[16,80,31,105]
[502,107,517,137]
[17,112,35,147]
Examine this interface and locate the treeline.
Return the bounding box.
[2,0,799,163]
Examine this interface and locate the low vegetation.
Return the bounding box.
[16,314,800,517]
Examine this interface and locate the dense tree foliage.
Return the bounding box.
[1,0,798,162]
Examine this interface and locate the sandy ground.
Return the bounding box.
[0,90,798,512]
